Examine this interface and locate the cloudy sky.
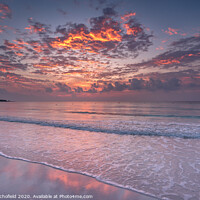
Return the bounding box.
[0,0,200,101]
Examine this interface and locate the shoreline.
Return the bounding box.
[0,154,158,200]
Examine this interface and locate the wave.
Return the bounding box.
[0,116,199,139]
[0,152,158,199]
[62,111,200,119]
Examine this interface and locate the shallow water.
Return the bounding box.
[0,102,199,200]
[0,155,155,200]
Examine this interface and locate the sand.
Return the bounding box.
[0,155,157,200]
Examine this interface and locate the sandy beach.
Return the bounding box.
[0,155,157,200]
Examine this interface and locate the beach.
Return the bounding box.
[0,101,199,200]
[0,0,199,199]
[0,155,156,200]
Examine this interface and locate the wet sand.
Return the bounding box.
[0,155,157,200]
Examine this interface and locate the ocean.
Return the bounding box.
[0,101,199,200]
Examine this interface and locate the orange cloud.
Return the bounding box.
[28,41,49,53]
[4,40,24,51]
[120,12,142,36]
[14,52,24,56]
[163,27,187,36]
[0,68,7,72]
[164,27,178,35]
[154,52,200,65]
[13,39,29,46]
[25,24,45,34]
[25,25,45,33]
[121,12,136,21]
[123,24,142,35]
[34,64,54,68]
[155,59,180,65]
[51,27,122,53]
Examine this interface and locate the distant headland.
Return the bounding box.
[0,99,12,102]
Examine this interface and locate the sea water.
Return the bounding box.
[0,102,199,200]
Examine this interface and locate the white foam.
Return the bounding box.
[0,116,199,138]
[0,121,199,200]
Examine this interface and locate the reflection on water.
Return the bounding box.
[0,121,199,199]
[0,101,200,123]
[0,156,155,200]
[0,102,199,199]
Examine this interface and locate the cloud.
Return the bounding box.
[91,83,99,88]
[2,4,198,99]
[57,8,67,16]
[102,7,116,16]
[163,27,178,36]
[128,35,200,69]
[63,69,89,75]
[0,6,153,90]
[50,8,152,58]
[121,12,136,21]
[0,3,12,20]
[0,54,27,71]
[25,18,51,35]
[3,40,26,51]
[101,81,128,92]
[101,77,182,92]
[133,70,200,90]
[74,87,83,93]
[0,71,51,96]
[170,35,200,51]
[45,87,53,93]
[163,27,186,36]
[85,88,98,93]
[55,82,72,93]
[0,25,8,34]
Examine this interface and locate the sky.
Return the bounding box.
[0,0,200,101]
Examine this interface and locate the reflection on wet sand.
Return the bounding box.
[0,155,155,200]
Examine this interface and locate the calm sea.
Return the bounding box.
[0,102,199,199]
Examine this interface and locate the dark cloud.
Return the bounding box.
[57,8,67,16]
[74,87,83,93]
[91,83,99,88]
[45,87,53,93]
[101,78,182,92]
[102,7,116,16]
[0,54,27,71]
[101,82,114,92]
[113,81,127,91]
[128,35,200,69]
[131,69,200,91]
[32,70,46,75]
[86,88,98,93]
[55,82,72,93]
[63,69,87,74]
[170,35,200,51]
[141,78,181,91]
[128,78,144,90]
